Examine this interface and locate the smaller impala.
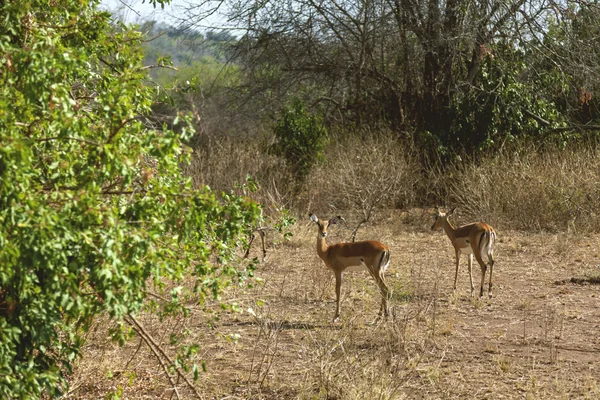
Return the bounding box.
[431,208,497,298]
[309,214,391,322]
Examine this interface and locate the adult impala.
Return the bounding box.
[309,213,391,322]
[431,208,497,298]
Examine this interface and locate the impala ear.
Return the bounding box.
[328,216,341,225]
[309,213,319,223]
[448,207,456,216]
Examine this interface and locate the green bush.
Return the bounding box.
[0,0,260,397]
[271,99,328,184]
[448,47,564,154]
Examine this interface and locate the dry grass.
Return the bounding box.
[308,134,420,214]
[184,134,600,233]
[444,147,600,232]
[65,137,600,398]
[182,135,297,212]
[67,214,600,399]
[183,131,422,223]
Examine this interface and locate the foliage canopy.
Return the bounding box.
[0,0,260,397]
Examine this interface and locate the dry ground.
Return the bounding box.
[67,210,600,399]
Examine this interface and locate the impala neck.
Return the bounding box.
[316,235,328,258]
[442,218,458,241]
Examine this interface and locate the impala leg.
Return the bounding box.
[333,271,342,322]
[467,254,475,297]
[375,271,391,319]
[365,266,390,323]
[361,260,390,323]
[258,229,267,262]
[243,232,255,259]
[488,251,495,298]
[475,252,487,298]
[453,249,461,291]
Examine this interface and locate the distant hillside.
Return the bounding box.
[140,21,235,68]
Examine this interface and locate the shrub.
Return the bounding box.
[270,99,328,185]
[448,49,564,154]
[309,133,419,215]
[0,1,261,397]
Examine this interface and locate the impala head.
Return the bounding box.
[431,207,455,231]
[309,213,341,238]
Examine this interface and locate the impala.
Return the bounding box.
[431,208,497,298]
[309,213,391,322]
[243,227,267,262]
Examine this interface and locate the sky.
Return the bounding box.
[101,0,185,24]
[100,0,233,31]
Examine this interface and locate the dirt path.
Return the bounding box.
[69,218,600,399]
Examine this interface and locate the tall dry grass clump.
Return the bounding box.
[183,134,297,210]
[445,146,600,232]
[183,131,600,234]
[184,132,421,217]
[308,134,421,220]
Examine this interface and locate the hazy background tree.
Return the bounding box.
[172,0,600,155]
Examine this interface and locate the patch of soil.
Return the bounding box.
[68,214,600,399]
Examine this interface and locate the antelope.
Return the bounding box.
[243,227,267,262]
[431,208,497,298]
[309,213,391,322]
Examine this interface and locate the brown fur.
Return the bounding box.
[310,214,391,322]
[432,208,497,298]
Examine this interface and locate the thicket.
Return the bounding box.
[206,0,600,150]
[144,0,600,233]
[270,99,328,185]
[0,0,261,397]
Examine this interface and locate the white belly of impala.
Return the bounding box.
[344,264,369,272]
[460,246,474,255]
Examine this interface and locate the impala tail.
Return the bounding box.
[379,250,391,274]
[479,230,496,260]
[489,231,497,258]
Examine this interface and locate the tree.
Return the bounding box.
[527,2,600,126]
[181,1,528,129]
[179,0,600,154]
[0,0,261,397]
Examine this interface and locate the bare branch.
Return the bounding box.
[126,314,203,399]
[140,64,179,71]
[35,136,101,146]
